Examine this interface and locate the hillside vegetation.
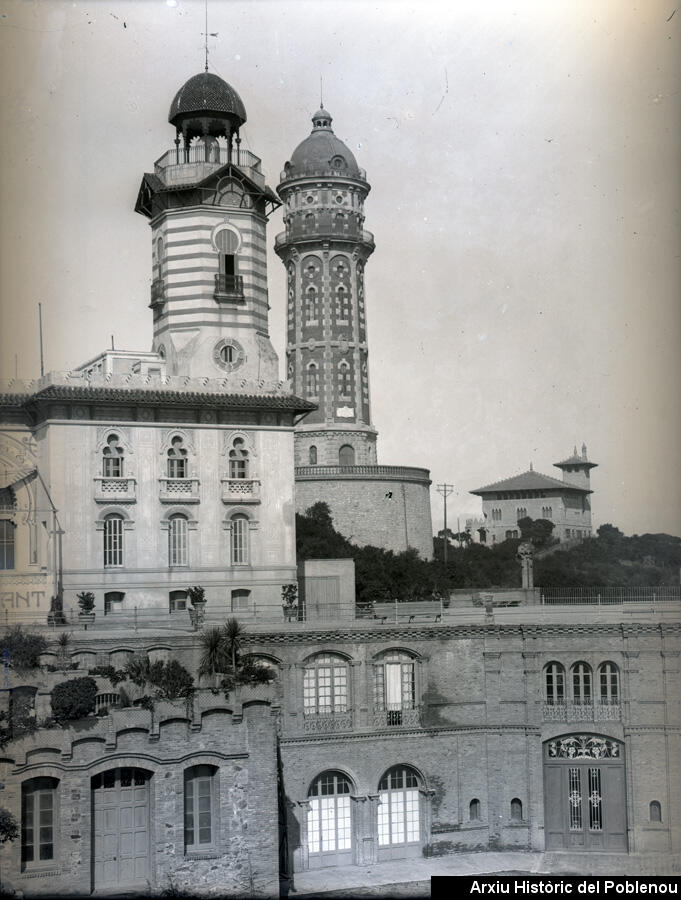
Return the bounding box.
[296,504,681,599]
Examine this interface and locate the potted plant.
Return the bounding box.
[77,591,96,630]
[187,585,207,631]
[281,583,299,622]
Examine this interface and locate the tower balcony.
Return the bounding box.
[154,146,265,189]
[214,274,244,302]
[274,228,374,250]
[149,278,165,309]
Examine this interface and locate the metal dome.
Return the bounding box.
[169,72,247,128]
[287,107,360,178]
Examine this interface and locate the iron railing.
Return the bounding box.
[540,586,681,605]
[214,274,244,299]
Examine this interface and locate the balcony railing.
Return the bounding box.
[275,228,374,249]
[94,477,136,503]
[541,586,681,605]
[221,478,260,504]
[279,164,367,183]
[303,710,353,734]
[214,274,244,301]
[372,705,421,728]
[295,464,431,483]
[149,278,165,308]
[159,477,200,503]
[543,701,621,722]
[154,146,266,188]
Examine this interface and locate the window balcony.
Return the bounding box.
[303,711,353,734]
[149,278,165,309]
[94,477,137,503]
[221,478,260,504]
[214,274,244,302]
[159,477,200,503]
[372,706,421,728]
[543,701,621,723]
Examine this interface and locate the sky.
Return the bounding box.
[0,0,679,538]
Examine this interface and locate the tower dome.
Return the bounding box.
[286,106,361,178]
[169,72,247,142]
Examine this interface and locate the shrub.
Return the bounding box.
[150,659,194,700]
[90,665,127,687]
[50,676,98,722]
[0,807,18,844]
[2,626,47,670]
[77,591,95,614]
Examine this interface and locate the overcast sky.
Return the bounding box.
[1,0,679,538]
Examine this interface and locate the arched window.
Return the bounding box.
[339,444,355,466]
[168,515,188,567]
[21,777,59,868]
[469,798,481,821]
[303,654,348,715]
[102,434,124,478]
[305,287,318,323]
[184,765,217,851]
[599,662,619,705]
[649,801,662,823]
[336,285,350,320]
[572,662,592,705]
[545,662,565,706]
[104,591,125,615]
[307,771,352,860]
[309,445,318,465]
[306,363,319,398]
[304,212,315,230]
[231,515,249,565]
[103,514,124,567]
[511,798,523,822]
[167,436,187,479]
[338,362,351,398]
[374,651,416,726]
[378,766,421,849]
[516,507,527,521]
[229,437,249,480]
[0,519,15,570]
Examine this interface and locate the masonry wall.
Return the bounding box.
[295,475,433,560]
[0,696,279,898]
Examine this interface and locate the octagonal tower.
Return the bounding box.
[135,72,281,381]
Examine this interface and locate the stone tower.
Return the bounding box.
[274,106,377,467]
[554,443,598,491]
[275,107,434,560]
[135,71,281,381]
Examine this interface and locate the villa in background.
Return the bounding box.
[470,444,596,544]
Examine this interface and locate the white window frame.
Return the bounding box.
[168,515,188,567]
[103,514,124,567]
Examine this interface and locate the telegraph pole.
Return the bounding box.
[436,483,454,566]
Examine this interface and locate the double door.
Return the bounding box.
[92,768,150,890]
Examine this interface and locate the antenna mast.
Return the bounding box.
[204,0,208,72]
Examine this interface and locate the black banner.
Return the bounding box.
[431,877,679,898]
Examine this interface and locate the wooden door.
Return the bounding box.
[92,768,150,891]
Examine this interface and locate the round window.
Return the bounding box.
[213,339,245,372]
[213,226,241,254]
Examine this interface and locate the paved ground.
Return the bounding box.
[283,851,681,898]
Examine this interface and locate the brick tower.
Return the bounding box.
[274,106,377,467]
[275,107,434,559]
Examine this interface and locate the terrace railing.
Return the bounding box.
[540,586,681,605]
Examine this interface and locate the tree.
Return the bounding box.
[199,627,229,683]
[518,517,555,548]
[51,677,98,722]
[0,807,18,844]
[3,626,47,670]
[223,618,245,673]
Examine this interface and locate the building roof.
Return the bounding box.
[470,468,592,496]
[285,106,362,179]
[168,72,247,127]
[554,452,598,469]
[1,383,315,414]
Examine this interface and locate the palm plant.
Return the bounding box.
[198,627,228,685]
[222,617,244,674]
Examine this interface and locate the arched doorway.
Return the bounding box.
[377,765,423,860]
[307,770,353,868]
[543,734,627,851]
[92,767,152,891]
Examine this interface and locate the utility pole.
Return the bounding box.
[436,483,454,566]
[38,302,44,377]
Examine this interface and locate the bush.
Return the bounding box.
[90,665,127,687]
[0,807,18,844]
[2,626,47,670]
[50,676,98,722]
[150,660,194,700]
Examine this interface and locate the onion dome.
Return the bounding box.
[286,105,361,178]
[169,72,246,141]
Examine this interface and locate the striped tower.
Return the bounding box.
[135,72,281,380]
